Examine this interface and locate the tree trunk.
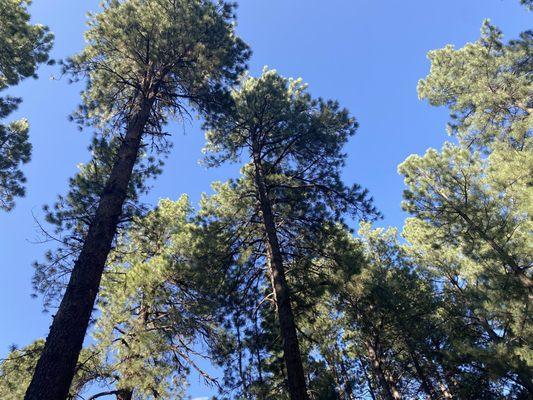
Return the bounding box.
[252,151,309,400]
[336,346,356,400]
[407,346,438,400]
[324,355,343,399]
[325,348,355,400]
[366,341,401,400]
[24,97,154,400]
[116,389,134,400]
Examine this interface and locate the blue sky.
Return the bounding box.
[0,0,530,398]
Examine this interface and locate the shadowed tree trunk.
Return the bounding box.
[407,346,439,400]
[116,389,133,400]
[325,348,355,400]
[24,95,155,400]
[366,341,401,400]
[252,148,309,400]
[361,359,378,400]
[336,346,356,400]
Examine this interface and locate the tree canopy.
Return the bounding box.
[0,1,530,400]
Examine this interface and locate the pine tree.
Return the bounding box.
[400,144,532,394]
[201,69,377,400]
[25,1,249,398]
[5,197,234,398]
[417,21,531,152]
[399,18,532,397]
[0,0,53,211]
[93,197,225,398]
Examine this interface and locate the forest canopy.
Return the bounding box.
[0,1,531,399]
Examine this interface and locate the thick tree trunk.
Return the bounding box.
[24,98,153,400]
[252,151,309,400]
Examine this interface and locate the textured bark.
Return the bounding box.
[252,150,309,400]
[24,97,154,400]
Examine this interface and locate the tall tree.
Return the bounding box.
[400,18,532,396]
[201,69,377,400]
[0,0,53,210]
[25,1,249,398]
[400,143,532,395]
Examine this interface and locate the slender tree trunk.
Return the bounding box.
[325,355,343,399]
[325,349,355,400]
[252,150,309,400]
[366,341,401,400]
[407,346,438,400]
[336,346,356,400]
[361,358,378,400]
[429,338,456,399]
[24,97,154,400]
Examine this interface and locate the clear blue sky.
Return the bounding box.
[0,1,529,398]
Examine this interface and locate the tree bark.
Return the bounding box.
[24,97,154,400]
[252,150,309,400]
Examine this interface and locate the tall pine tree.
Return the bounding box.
[26,1,249,398]
[201,69,377,400]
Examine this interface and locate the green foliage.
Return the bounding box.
[0,119,30,211]
[9,1,531,399]
[204,69,377,221]
[67,0,249,131]
[402,16,533,396]
[400,142,532,392]
[0,0,53,88]
[0,0,53,210]
[33,0,250,308]
[94,197,225,398]
[418,21,531,151]
[0,340,102,399]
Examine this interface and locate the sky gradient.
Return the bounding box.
[0,1,530,398]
